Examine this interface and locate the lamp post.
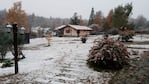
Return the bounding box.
[19,27,25,35]
[5,24,12,33]
[5,23,25,74]
[12,23,19,74]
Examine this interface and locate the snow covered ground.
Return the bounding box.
[0,35,149,84]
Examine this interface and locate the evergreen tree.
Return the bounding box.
[88,8,95,26]
[112,3,133,29]
[70,12,80,25]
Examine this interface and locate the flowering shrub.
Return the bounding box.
[87,37,130,70]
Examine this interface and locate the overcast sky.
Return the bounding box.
[1,0,149,20]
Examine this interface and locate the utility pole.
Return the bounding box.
[12,23,19,74]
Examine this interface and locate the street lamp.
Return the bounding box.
[5,23,26,74]
[19,27,25,35]
[18,26,25,45]
[5,24,12,33]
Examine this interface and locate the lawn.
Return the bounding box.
[0,34,148,84]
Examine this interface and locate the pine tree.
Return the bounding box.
[70,12,80,25]
[112,3,133,28]
[88,8,95,26]
[111,3,134,42]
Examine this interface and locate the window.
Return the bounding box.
[66,29,71,33]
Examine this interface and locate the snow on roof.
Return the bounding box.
[55,24,92,31]
[6,24,12,28]
[55,25,65,30]
[20,27,25,30]
[70,25,92,30]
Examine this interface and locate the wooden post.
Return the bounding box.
[12,23,19,74]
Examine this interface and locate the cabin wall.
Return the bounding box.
[62,26,91,37]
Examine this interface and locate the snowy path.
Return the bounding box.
[0,36,111,84]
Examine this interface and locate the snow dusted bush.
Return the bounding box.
[118,29,135,42]
[1,59,13,68]
[87,36,130,70]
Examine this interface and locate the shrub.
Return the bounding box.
[1,59,13,68]
[0,31,12,60]
[87,37,130,70]
[81,36,87,43]
[118,29,135,42]
[0,30,25,60]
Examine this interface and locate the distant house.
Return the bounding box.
[31,26,52,38]
[55,24,92,37]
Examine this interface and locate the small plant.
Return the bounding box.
[87,36,130,70]
[81,36,87,43]
[1,59,13,68]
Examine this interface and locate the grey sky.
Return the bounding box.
[1,0,149,20]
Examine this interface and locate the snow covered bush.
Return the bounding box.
[118,28,135,42]
[87,36,130,70]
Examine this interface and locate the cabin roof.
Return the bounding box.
[55,24,92,31]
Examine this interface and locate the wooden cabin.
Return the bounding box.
[55,24,92,37]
